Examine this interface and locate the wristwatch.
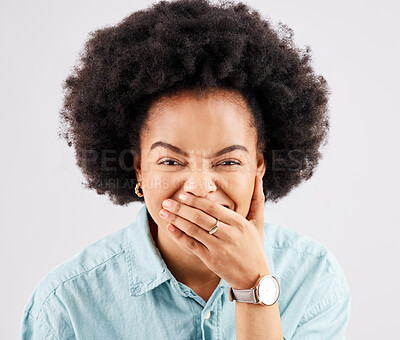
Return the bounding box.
[229,274,280,306]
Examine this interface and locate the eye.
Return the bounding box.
[158,159,182,166]
[158,159,241,167]
[218,160,241,166]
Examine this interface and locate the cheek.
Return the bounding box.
[227,178,255,217]
[142,175,178,221]
[143,172,165,192]
[143,192,168,230]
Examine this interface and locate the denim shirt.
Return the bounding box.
[20,204,351,339]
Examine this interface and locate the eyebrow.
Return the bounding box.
[149,141,249,159]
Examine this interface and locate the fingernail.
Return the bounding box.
[167,224,175,232]
[162,199,172,208]
[159,209,169,218]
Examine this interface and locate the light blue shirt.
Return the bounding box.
[20,204,351,339]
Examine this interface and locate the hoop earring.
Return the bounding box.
[135,181,144,197]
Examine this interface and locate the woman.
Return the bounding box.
[20,0,351,339]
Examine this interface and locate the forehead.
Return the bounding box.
[142,89,257,154]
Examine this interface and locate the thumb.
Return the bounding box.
[246,175,265,227]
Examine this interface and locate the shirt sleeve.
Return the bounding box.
[20,310,58,340]
[290,291,351,339]
[20,287,77,340]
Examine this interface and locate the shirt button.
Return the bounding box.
[204,311,211,319]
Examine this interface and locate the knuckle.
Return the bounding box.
[171,214,178,224]
[176,233,184,242]
[189,224,200,237]
[187,239,197,250]
[201,247,210,259]
[174,202,181,214]
[193,211,202,223]
[237,221,246,232]
[208,203,218,217]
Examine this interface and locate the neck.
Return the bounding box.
[148,212,220,288]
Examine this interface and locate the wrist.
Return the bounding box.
[230,273,280,306]
[231,267,271,290]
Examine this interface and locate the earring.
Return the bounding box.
[135,181,144,197]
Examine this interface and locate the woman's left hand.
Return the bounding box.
[159,175,270,289]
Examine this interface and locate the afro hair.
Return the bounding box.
[58,0,331,206]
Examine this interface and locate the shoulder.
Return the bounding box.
[263,221,350,292]
[263,222,351,338]
[263,222,351,319]
[264,222,332,257]
[264,222,348,279]
[23,225,129,319]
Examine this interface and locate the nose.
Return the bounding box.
[183,173,217,197]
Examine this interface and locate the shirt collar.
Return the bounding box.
[125,204,229,297]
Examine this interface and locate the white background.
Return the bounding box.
[1,0,399,339]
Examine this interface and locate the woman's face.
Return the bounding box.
[134,89,266,234]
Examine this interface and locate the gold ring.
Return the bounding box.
[208,219,220,235]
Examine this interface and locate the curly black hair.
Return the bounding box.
[58,0,330,206]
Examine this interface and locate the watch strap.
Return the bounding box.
[229,286,258,303]
[229,274,267,303]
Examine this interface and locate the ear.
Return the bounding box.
[256,150,266,179]
[132,150,141,181]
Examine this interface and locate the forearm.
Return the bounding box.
[235,299,283,340]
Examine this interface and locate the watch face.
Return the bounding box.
[257,275,280,306]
